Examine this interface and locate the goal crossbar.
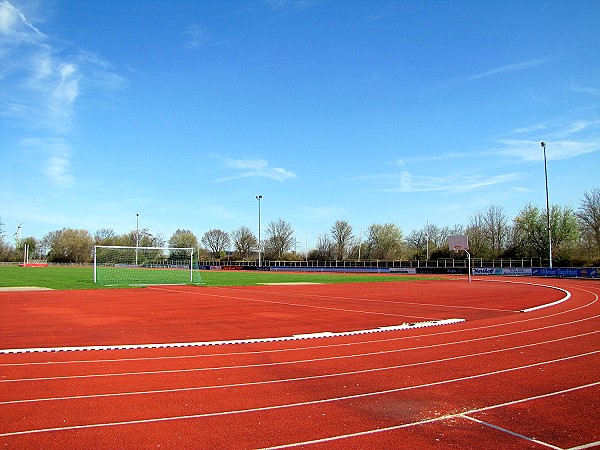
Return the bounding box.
[94,246,202,286]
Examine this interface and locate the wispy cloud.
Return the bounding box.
[219,159,296,182]
[0,0,46,42]
[1,1,124,187]
[465,57,552,82]
[266,0,317,10]
[181,24,206,49]
[570,85,600,96]
[498,139,598,162]
[511,124,548,134]
[19,137,74,187]
[369,171,521,194]
[404,171,519,193]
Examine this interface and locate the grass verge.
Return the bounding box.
[0,265,441,290]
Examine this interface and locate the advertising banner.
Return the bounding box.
[390,268,417,275]
[472,267,503,275]
[502,267,532,276]
[532,267,598,278]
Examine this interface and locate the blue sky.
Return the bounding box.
[1,0,599,250]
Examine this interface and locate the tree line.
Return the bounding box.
[1,188,599,266]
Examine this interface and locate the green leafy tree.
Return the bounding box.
[169,229,198,248]
[43,228,94,263]
[510,203,579,262]
[364,223,404,260]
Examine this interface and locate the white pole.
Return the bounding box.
[256,195,262,267]
[93,246,97,283]
[136,213,139,266]
[465,249,472,284]
[190,247,194,282]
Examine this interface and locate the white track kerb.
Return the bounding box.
[0,319,465,354]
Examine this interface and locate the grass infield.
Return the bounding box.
[0,265,439,290]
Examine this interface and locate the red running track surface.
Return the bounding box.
[0,277,598,449]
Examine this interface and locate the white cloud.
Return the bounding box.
[373,170,521,194]
[1,2,123,132]
[49,63,80,119]
[0,0,46,43]
[19,137,75,187]
[511,124,548,134]
[570,85,600,96]
[181,24,206,49]
[465,57,551,81]
[498,139,598,162]
[220,158,296,182]
[562,120,600,136]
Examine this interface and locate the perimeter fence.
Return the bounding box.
[202,257,543,269]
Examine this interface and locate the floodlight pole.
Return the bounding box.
[540,142,553,269]
[136,213,139,266]
[256,195,262,268]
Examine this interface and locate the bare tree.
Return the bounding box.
[264,219,294,259]
[484,205,509,255]
[120,228,165,247]
[577,188,600,257]
[309,233,334,260]
[466,205,508,258]
[330,220,353,260]
[94,228,118,246]
[201,229,230,258]
[230,226,257,259]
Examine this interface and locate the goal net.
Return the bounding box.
[94,246,203,286]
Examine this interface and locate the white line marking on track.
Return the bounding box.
[568,441,600,449]
[2,329,598,386]
[223,284,520,313]
[258,381,600,449]
[2,329,599,404]
[1,349,599,438]
[461,415,562,449]
[3,379,599,445]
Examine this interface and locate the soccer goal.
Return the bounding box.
[94,246,203,286]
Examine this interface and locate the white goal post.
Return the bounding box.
[93,246,202,286]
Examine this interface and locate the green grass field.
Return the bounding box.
[0,265,435,290]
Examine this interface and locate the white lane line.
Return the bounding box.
[1,351,599,438]
[259,381,600,449]
[568,441,600,449]
[460,415,562,449]
[2,329,598,386]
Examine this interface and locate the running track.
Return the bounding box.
[0,277,599,448]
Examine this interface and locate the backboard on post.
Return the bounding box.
[448,234,469,252]
[448,235,471,283]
